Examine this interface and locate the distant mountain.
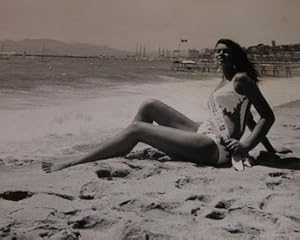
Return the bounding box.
[0,39,131,56]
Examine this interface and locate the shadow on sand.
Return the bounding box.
[125,147,300,171]
[254,151,300,170]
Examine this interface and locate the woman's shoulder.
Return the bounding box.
[233,72,257,95]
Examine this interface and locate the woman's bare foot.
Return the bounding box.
[42,161,71,173]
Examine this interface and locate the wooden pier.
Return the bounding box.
[171,60,299,78]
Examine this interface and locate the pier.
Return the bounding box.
[171,60,299,78]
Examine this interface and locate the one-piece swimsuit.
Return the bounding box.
[197,75,250,165]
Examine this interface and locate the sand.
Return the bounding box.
[0,100,299,239]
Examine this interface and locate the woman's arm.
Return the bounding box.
[247,111,292,154]
[246,112,276,152]
[233,73,275,152]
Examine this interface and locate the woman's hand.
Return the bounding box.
[224,138,249,155]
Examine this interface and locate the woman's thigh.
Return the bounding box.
[136,99,199,132]
[131,121,219,165]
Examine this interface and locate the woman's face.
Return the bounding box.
[215,43,232,66]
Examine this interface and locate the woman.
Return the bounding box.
[42,39,281,173]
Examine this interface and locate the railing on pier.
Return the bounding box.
[171,59,299,77]
[171,60,218,73]
[255,63,298,78]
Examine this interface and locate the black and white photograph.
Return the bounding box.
[0,1,299,239]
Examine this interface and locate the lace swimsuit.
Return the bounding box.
[197,75,251,165]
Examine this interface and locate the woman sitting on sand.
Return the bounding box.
[42,39,284,173]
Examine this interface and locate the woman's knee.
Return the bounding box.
[137,98,161,120]
[139,98,160,112]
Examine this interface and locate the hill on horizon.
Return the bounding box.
[0,39,131,57]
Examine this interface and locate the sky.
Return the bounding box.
[1,0,299,51]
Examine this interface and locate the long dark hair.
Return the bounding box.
[216,39,259,82]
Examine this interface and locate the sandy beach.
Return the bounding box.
[0,58,299,240]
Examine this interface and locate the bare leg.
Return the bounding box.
[42,99,205,173]
[134,99,199,132]
[133,98,201,161]
[42,121,218,173]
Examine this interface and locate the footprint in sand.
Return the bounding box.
[198,198,236,220]
[122,225,173,240]
[185,194,213,203]
[175,176,214,189]
[113,168,131,178]
[264,172,288,190]
[43,229,80,240]
[205,211,226,220]
[117,197,181,215]
[228,186,245,193]
[0,191,34,201]
[223,223,261,236]
[268,172,289,178]
[79,181,107,200]
[0,222,16,239]
[175,176,191,189]
[117,199,144,213]
[215,199,235,209]
[70,215,116,231]
[259,194,277,210]
[45,192,75,201]
[142,167,162,178]
[267,180,283,190]
[191,207,201,216]
[144,201,181,213]
[228,205,278,224]
[95,167,130,180]
[79,182,98,200]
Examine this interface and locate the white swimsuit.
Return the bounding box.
[197,76,250,165]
